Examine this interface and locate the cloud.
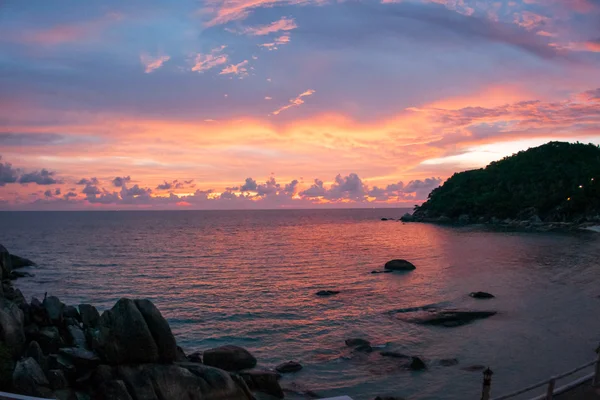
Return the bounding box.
[76,177,99,185]
[191,46,229,72]
[140,53,170,73]
[272,89,315,115]
[156,181,173,190]
[18,169,62,185]
[82,184,101,196]
[259,35,291,50]
[44,189,53,198]
[0,157,19,186]
[63,191,78,200]
[239,17,297,36]
[112,176,131,187]
[513,11,551,31]
[241,177,258,191]
[300,179,326,197]
[55,188,61,195]
[220,60,249,76]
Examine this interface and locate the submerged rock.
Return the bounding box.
[203,345,257,371]
[439,358,459,367]
[397,309,497,327]
[384,260,416,271]
[409,357,426,371]
[345,338,371,347]
[316,290,340,296]
[469,291,495,299]
[10,254,37,269]
[276,361,303,373]
[380,351,410,359]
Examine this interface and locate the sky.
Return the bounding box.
[1,0,599,210]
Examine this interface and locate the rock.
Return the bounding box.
[438,216,452,223]
[409,357,426,371]
[380,351,410,359]
[374,397,406,400]
[440,358,459,367]
[9,270,35,280]
[12,357,52,397]
[43,296,65,324]
[491,217,501,224]
[0,341,15,389]
[4,287,27,307]
[26,341,47,371]
[239,370,284,398]
[93,365,115,386]
[36,326,64,353]
[93,298,159,364]
[10,254,37,269]
[59,347,101,369]
[48,369,69,390]
[75,392,91,400]
[381,218,389,221]
[203,345,257,371]
[354,344,373,353]
[315,290,340,296]
[478,216,487,224]
[384,259,416,271]
[134,299,177,362]
[398,310,497,327]
[31,297,49,326]
[371,270,393,274]
[0,297,25,356]
[400,213,413,222]
[53,389,78,400]
[117,365,158,400]
[469,291,495,299]
[462,365,486,372]
[119,363,251,400]
[64,306,81,321]
[187,351,203,363]
[68,325,88,348]
[458,214,470,224]
[78,304,100,329]
[99,380,133,400]
[0,244,11,285]
[275,361,303,373]
[176,346,187,362]
[65,317,79,326]
[345,338,371,347]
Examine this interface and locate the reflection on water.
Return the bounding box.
[2,209,600,400]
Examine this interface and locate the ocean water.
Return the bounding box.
[2,209,600,400]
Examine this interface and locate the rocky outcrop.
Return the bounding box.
[92,298,176,365]
[395,309,497,327]
[469,291,495,299]
[384,260,416,271]
[203,345,257,371]
[275,361,303,373]
[316,290,340,296]
[10,254,37,269]
[239,369,284,398]
[0,297,25,356]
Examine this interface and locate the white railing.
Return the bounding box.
[483,345,600,400]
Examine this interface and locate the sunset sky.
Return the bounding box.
[1,0,599,210]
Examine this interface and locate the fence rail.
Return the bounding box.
[484,344,600,400]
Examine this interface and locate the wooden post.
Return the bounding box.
[545,378,556,400]
[593,345,600,387]
[481,368,493,400]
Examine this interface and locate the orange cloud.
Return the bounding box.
[140,53,171,73]
[191,46,229,72]
[239,17,297,35]
[220,60,249,76]
[272,89,315,115]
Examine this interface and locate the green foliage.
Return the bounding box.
[415,142,600,221]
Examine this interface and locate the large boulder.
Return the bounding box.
[79,304,100,329]
[64,306,81,322]
[384,259,416,271]
[203,345,257,371]
[0,297,25,356]
[239,370,284,398]
[44,296,65,324]
[35,326,65,353]
[99,380,133,400]
[12,357,52,397]
[59,347,101,370]
[134,299,177,362]
[93,298,159,364]
[26,341,47,371]
[118,363,251,400]
[68,325,88,348]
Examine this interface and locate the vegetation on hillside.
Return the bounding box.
[414,142,600,222]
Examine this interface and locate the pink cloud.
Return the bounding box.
[272,89,315,115]
[239,17,297,35]
[191,46,229,72]
[220,60,249,76]
[140,53,171,73]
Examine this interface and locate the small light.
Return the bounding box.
[567,197,571,201]
[579,185,583,188]
[592,178,595,181]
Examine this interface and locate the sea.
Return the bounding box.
[1,209,600,400]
